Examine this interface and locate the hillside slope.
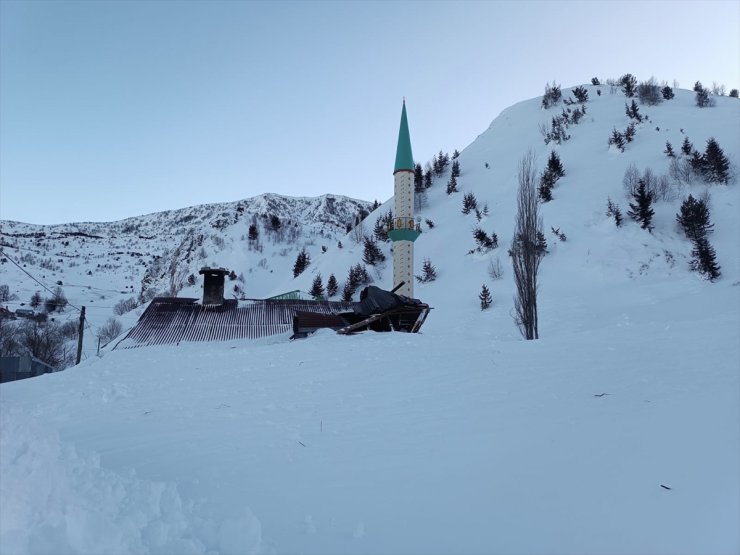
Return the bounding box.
[1,85,738,555]
[288,86,739,339]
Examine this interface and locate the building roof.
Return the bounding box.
[114,297,357,349]
[393,100,414,174]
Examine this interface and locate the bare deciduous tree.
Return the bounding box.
[510,151,544,340]
[350,219,366,245]
[16,320,67,368]
[113,297,138,315]
[98,317,123,345]
[487,257,503,280]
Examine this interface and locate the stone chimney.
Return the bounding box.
[199,267,229,306]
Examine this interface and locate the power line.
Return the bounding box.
[1,249,84,313]
[0,300,120,309]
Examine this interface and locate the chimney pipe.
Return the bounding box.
[199,267,229,306]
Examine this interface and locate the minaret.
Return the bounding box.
[388,99,421,298]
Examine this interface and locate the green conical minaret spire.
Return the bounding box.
[394,99,414,174]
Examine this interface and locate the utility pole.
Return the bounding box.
[76,306,85,365]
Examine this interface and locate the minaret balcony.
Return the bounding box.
[388,228,421,242]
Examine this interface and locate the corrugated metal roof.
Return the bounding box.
[115,297,357,349]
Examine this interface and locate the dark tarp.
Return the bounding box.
[354,286,422,318]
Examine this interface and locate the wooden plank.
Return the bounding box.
[336,313,386,335]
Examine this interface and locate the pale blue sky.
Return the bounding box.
[1,0,738,224]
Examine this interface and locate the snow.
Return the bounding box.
[1,86,739,554]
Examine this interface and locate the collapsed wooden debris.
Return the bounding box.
[292,284,431,338]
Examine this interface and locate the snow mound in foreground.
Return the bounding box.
[0,404,263,555]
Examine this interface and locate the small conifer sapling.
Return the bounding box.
[415,258,437,283]
[664,141,675,158]
[479,284,492,310]
[607,198,623,227]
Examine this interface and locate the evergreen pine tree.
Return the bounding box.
[690,236,721,281]
[341,281,355,302]
[546,151,565,178]
[591,77,601,85]
[606,198,623,227]
[538,172,555,202]
[452,149,460,159]
[451,159,461,178]
[535,231,548,255]
[681,136,694,156]
[342,265,363,301]
[571,106,584,124]
[473,228,498,250]
[695,86,714,108]
[362,236,386,265]
[309,274,325,299]
[572,86,588,103]
[435,150,447,175]
[423,168,433,189]
[661,86,674,100]
[702,137,731,184]
[373,217,387,242]
[693,81,703,92]
[627,180,655,231]
[461,192,478,214]
[446,175,458,195]
[439,152,450,173]
[620,73,637,97]
[479,284,492,310]
[676,194,714,242]
[248,223,259,241]
[337,240,343,249]
[30,291,42,308]
[326,274,338,297]
[541,82,562,108]
[664,141,676,158]
[625,99,642,121]
[729,89,739,98]
[414,163,424,193]
[352,263,370,286]
[415,258,437,283]
[292,248,310,277]
[624,123,636,143]
[689,150,706,174]
[609,129,625,152]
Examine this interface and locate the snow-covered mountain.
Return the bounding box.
[1,193,373,356]
[1,84,738,555]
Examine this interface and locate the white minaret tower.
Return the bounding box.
[388,100,421,298]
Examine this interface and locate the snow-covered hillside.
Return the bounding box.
[290,86,739,339]
[1,84,738,554]
[1,193,373,362]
